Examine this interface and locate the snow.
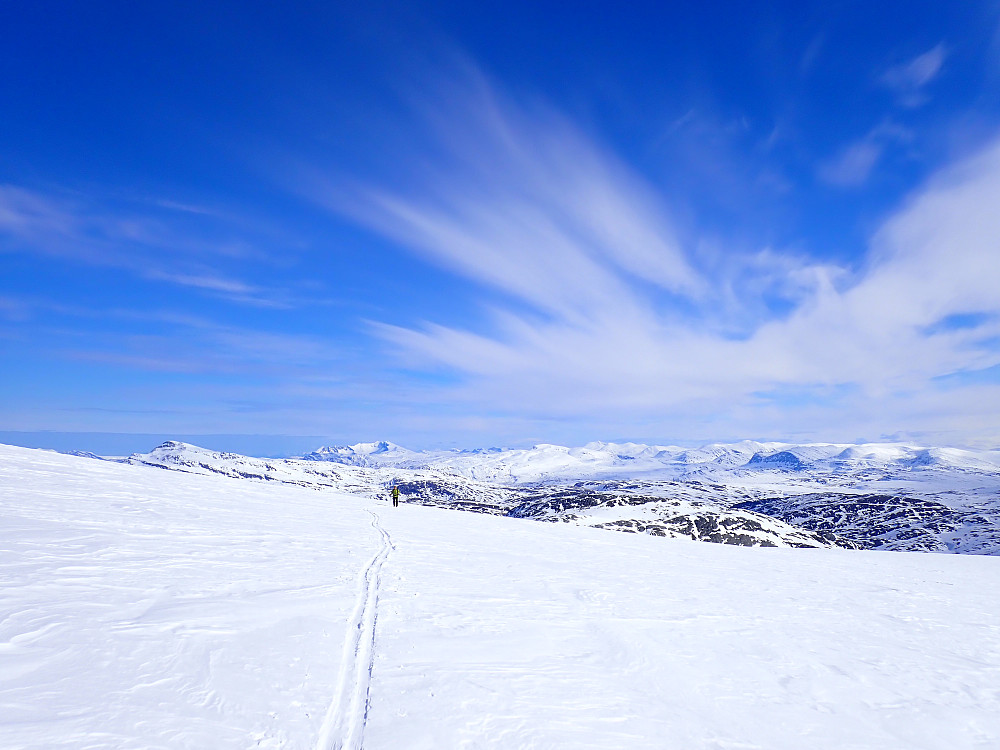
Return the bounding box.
[1,445,374,749]
[293,438,1000,484]
[3,443,1000,749]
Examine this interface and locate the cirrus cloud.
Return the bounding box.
[879,44,947,107]
[316,71,1000,445]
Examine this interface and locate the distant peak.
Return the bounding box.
[352,440,402,454]
[151,440,201,452]
[300,440,413,464]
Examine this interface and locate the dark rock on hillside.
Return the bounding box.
[745,451,805,471]
[735,493,1000,553]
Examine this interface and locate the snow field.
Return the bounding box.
[0,446,375,749]
[2,444,1000,749]
[369,504,1000,749]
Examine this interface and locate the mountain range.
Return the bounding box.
[109,439,1000,555]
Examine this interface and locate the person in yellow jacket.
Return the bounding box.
[391,484,400,508]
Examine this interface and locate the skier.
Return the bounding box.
[391,484,400,508]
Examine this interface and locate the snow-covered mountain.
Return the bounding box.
[293,438,1000,481]
[302,440,418,466]
[117,439,1000,554]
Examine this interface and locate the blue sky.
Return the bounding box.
[3,1,1000,454]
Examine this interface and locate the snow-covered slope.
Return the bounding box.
[3,443,1000,749]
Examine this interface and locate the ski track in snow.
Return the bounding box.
[316,510,393,750]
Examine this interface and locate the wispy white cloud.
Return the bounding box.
[818,120,914,188]
[879,44,947,107]
[313,70,703,330]
[0,185,82,245]
[52,315,348,377]
[0,184,281,305]
[151,198,219,216]
[0,295,31,322]
[817,140,883,187]
[317,72,1000,445]
[142,270,257,296]
[799,34,825,76]
[652,106,792,214]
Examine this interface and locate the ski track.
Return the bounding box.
[315,509,394,750]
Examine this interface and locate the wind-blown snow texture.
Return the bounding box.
[2,443,1000,749]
